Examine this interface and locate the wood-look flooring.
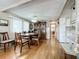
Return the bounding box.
[0,36,76,59]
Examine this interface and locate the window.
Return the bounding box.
[23,20,29,32]
[12,17,22,32]
[12,17,29,32]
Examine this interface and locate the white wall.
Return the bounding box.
[0,12,10,32]
[0,26,9,32]
[59,18,66,42]
[58,0,75,42]
[59,9,72,42]
[0,12,30,39]
[46,22,50,40]
[59,11,72,42]
[0,12,14,39]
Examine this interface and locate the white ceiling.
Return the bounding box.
[0,0,67,21]
[0,0,31,11]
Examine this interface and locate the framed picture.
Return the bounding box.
[0,19,8,26]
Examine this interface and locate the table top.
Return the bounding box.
[21,32,38,36]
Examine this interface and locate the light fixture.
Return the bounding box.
[31,20,37,23]
[31,16,38,22]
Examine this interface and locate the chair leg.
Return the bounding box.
[27,41,30,48]
[8,43,9,47]
[12,41,15,45]
[20,44,22,53]
[37,40,39,45]
[4,43,6,52]
[14,42,17,51]
[0,43,1,46]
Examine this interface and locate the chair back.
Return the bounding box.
[0,32,9,41]
[15,32,22,43]
[38,31,41,40]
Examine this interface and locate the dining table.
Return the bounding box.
[21,32,38,44]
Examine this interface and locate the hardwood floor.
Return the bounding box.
[0,40,49,59]
[0,36,76,59]
[50,37,65,59]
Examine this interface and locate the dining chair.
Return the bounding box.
[14,32,30,53]
[0,32,14,52]
[32,32,40,45]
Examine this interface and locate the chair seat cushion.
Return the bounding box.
[0,39,14,43]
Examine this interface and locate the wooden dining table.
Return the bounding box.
[21,32,38,44]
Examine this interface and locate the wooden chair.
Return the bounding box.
[14,32,30,53]
[32,32,40,45]
[0,32,14,52]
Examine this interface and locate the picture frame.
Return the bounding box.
[0,19,8,26]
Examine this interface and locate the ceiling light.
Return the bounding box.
[31,20,37,23]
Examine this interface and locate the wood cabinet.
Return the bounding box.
[34,21,47,40]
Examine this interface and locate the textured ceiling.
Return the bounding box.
[0,0,67,21]
[0,0,31,11]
